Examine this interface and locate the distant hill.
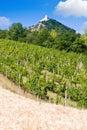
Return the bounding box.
[27,15,82,52]
[29,15,76,34]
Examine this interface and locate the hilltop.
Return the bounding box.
[29,15,76,34]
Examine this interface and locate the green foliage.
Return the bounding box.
[50,29,57,39]
[42,19,76,34]
[36,28,49,46]
[72,37,87,53]
[7,23,24,41]
[0,39,87,107]
[0,30,7,39]
[0,20,86,53]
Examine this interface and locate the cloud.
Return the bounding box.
[55,0,87,17]
[0,16,11,29]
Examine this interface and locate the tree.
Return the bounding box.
[26,31,38,44]
[50,29,57,39]
[36,28,49,46]
[81,35,87,46]
[72,37,87,53]
[0,30,7,39]
[7,23,24,41]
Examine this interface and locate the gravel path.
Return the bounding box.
[0,86,87,130]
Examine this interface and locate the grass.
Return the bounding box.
[0,72,77,108]
[47,90,77,107]
[0,73,37,100]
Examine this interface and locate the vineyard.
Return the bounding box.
[0,39,87,107]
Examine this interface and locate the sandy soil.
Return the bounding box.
[0,86,87,130]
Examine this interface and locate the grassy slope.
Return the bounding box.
[0,39,87,108]
[0,72,77,107]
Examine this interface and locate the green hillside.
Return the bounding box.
[29,18,76,34]
[0,18,87,53]
[42,19,76,34]
[0,39,87,107]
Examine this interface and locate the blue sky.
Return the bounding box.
[0,0,87,33]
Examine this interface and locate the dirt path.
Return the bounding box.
[0,82,87,129]
[0,73,37,100]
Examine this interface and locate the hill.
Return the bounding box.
[0,16,86,53]
[29,15,76,34]
[27,16,83,52]
[0,85,87,130]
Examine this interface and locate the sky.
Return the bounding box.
[0,0,87,34]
